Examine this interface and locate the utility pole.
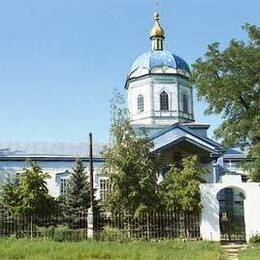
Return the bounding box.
[88,132,94,239]
[89,132,94,207]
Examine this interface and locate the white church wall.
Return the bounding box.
[0,160,104,198]
[153,82,178,111]
[200,175,260,242]
[128,79,154,124]
[128,75,193,126]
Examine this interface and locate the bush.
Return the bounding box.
[249,233,260,243]
[96,226,128,241]
[37,225,86,242]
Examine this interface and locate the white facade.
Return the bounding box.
[127,75,193,126]
[0,158,104,200]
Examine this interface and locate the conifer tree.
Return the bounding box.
[63,159,90,218]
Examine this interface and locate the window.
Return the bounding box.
[160,91,169,111]
[60,178,68,195]
[100,178,111,203]
[137,94,144,112]
[182,94,188,113]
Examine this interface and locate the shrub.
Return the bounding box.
[96,226,128,241]
[37,225,86,242]
[249,233,260,243]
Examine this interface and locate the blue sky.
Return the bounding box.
[0,0,259,144]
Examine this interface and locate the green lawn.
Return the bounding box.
[239,243,260,260]
[0,239,224,260]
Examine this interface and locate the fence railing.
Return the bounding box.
[0,213,88,240]
[95,211,201,240]
[0,211,201,241]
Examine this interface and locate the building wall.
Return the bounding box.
[0,159,104,199]
[127,75,193,125]
[200,175,260,242]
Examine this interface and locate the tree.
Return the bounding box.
[0,175,19,215]
[159,156,204,212]
[0,162,57,215]
[191,24,260,181]
[102,90,161,215]
[63,159,90,219]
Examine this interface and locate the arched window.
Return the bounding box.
[137,94,144,112]
[182,94,189,113]
[160,91,169,111]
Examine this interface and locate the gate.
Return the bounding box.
[217,187,246,243]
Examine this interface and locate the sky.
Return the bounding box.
[0,0,259,144]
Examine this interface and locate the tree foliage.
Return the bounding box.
[62,159,90,218]
[191,24,260,180]
[0,162,57,215]
[102,90,161,215]
[159,156,204,212]
[0,175,19,214]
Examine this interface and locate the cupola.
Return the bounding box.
[150,12,165,51]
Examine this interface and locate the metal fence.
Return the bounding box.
[95,211,201,240]
[0,213,88,240]
[0,211,200,241]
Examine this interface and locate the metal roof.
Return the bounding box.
[0,142,104,158]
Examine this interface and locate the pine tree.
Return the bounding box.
[64,159,90,219]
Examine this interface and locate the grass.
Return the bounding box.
[239,243,260,260]
[0,239,224,260]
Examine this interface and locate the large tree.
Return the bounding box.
[0,162,57,215]
[159,156,204,212]
[191,24,260,181]
[63,159,91,219]
[102,91,161,215]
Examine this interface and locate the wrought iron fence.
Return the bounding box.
[0,211,201,241]
[0,213,88,240]
[95,211,201,240]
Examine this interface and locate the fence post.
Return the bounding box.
[146,213,150,240]
[87,207,94,239]
[30,214,33,240]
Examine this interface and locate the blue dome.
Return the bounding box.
[128,50,190,79]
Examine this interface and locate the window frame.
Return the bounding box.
[182,93,189,113]
[137,94,144,112]
[99,177,111,203]
[160,91,169,111]
[60,177,68,195]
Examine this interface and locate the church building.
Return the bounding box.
[0,12,247,201]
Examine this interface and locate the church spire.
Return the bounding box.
[150,12,165,51]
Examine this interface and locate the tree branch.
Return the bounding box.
[238,95,250,111]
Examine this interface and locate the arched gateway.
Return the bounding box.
[217,187,246,243]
